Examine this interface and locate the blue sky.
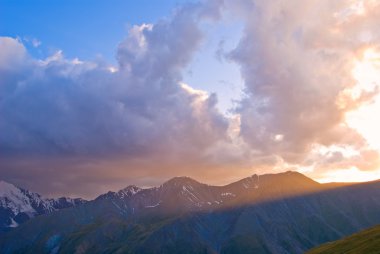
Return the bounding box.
[0,0,243,113]
[1,0,192,61]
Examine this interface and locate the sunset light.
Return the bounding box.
[346,48,380,151]
[1,1,380,252]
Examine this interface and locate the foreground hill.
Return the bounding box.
[307,224,380,254]
[1,172,380,254]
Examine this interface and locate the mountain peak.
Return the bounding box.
[259,170,315,181]
[121,185,140,191]
[0,180,86,232]
[257,171,320,193]
[0,180,19,197]
[96,185,142,200]
[118,185,142,197]
[163,176,202,187]
[0,180,29,202]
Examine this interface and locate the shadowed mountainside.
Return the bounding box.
[1,171,380,254]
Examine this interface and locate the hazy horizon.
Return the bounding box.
[1,170,377,200]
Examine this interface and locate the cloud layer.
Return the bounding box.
[1,0,380,197]
[228,0,380,173]
[0,3,231,197]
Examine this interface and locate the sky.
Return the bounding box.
[1,0,380,198]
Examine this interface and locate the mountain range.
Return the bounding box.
[0,180,86,233]
[1,171,380,253]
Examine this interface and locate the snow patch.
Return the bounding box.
[0,181,36,215]
[8,218,18,227]
[221,192,236,197]
[145,201,161,208]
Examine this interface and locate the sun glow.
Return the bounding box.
[317,167,380,183]
[317,47,380,183]
[346,48,380,151]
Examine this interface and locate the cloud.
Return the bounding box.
[0,37,26,70]
[1,5,230,155]
[0,2,232,197]
[1,0,380,197]
[227,0,380,175]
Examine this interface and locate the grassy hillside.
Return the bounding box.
[307,224,380,254]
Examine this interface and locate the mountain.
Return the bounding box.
[307,224,380,254]
[96,185,142,200]
[0,180,86,233]
[0,172,380,254]
[93,172,321,216]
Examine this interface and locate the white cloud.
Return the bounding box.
[227,0,380,175]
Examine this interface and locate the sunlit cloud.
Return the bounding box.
[346,47,380,151]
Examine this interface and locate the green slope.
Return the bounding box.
[307,224,380,254]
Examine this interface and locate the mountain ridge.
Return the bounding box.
[1,171,375,233]
[0,180,86,232]
[1,171,380,253]
[0,171,370,232]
